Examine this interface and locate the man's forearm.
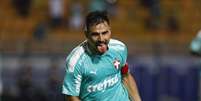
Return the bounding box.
[66,95,80,101]
[123,73,141,101]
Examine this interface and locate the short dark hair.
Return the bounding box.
[85,11,110,32]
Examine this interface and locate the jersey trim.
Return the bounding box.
[109,39,125,47]
[68,46,85,72]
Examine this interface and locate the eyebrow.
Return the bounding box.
[102,31,108,34]
[91,31,108,35]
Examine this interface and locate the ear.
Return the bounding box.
[84,25,89,37]
[84,31,89,38]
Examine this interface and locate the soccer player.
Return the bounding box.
[62,11,141,101]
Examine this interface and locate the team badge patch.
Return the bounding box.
[113,59,120,69]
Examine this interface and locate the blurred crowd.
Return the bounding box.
[10,0,180,33]
[1,0,189,55]
[1,57,65,101]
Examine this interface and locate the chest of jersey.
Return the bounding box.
[86,55,121,79]
[81,53,122,93]
[82,49,123,82]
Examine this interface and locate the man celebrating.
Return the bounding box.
[62,11,141,101]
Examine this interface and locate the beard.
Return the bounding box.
[95,40,109,55]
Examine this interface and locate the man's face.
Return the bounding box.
[86,21,111,55]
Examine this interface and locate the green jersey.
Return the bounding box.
[62,39,130,101]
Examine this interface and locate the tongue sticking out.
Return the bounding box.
[97,43,107,53]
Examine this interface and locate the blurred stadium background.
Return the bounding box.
[0,0,201,101]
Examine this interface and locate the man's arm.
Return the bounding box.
[65,95,80,101]
[122,72,141,101]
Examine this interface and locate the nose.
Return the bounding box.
[98,34,104,41]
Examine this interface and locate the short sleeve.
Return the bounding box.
[120,44,128,68]
[62,57,83,96]
[109,39,128,69]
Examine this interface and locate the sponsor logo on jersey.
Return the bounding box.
[87,74,119,92]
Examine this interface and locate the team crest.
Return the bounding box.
[113,58,120,69]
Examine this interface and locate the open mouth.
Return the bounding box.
[96,42,108,54]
